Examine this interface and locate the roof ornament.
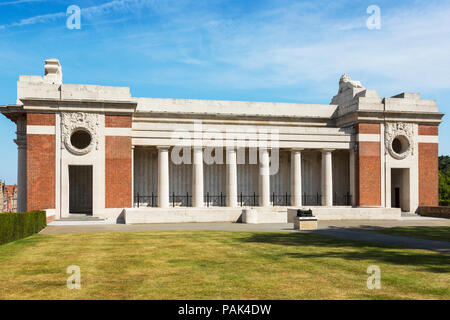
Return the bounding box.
[338,74,364,94]
[44,59,63,84]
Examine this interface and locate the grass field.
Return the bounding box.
[366,227,450,243]
[0,230,449,300]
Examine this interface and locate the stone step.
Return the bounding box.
[401,212,420,217]
[54,215,105,222]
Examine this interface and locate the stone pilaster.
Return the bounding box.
[226,148,238,207]
[259,148,270,207]
[192,147,204,207]
[290,149,303,207]
[321,149,334,207]
[349,147,356,207]
[157,146,170,208]
[14,115,27,213]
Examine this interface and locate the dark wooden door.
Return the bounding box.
[394,188,400,208]
[69,166,93,215]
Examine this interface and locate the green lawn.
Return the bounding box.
[366,227,450,243]
[0,230,449,300]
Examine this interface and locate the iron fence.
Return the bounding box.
[134,192,192,207]
[135,193,158,208]
[271,193,291,206]
[135,191,352,208]
[333,192,352,206]
[171,192,192,207]
[205,192,227,207]
[303,193,322,206]
[238,192,259,207]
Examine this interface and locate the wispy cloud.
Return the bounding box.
[1,0,449,96]
[0,0,46,5]
[0,0,158,28]
[8,11,65,27]
[99,1,450,95]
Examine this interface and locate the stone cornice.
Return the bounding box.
[18,98,136,114]
[336,110,444,127]
[132,112,336,127]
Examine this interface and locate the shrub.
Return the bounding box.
[0,211,46,245]
[439,200,450,207]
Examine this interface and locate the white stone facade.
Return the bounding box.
[0,60,444,223]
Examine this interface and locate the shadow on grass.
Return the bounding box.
[238,232,450,273]
[354,226,450,243]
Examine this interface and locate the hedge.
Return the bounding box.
[439,200,450,207]
[0,211,46,245]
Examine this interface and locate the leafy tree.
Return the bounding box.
[439,156,450,204]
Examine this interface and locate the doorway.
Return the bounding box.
[390,168,410,212]
[69,165,93,215]
[394,188,400,208]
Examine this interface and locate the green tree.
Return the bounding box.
[439,156,450,205]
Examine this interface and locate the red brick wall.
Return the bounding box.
[105,115,132,128]
[27,134,55,211]
[355,124,381,206]
[27,113,55,126]
[418,125,438,136]
[418,124,439,206]
[357,141,381,206]
[356,123,380,134]
[105,136,132,208]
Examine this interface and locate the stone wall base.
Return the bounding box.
[124,206,401,224]
[287,207,401,222]
[417,206,450,219]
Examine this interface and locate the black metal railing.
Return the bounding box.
[333,192,352,206]
[135,191,352,208]
[238,192,259,207]
[171,192,192,207]
[303,193,322,206]
[205,192,227,207]
[135,193,158,208]
[271,193,291,206]
[134,192,192,207]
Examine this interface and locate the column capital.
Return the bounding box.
[14,138,27,148]
[290,148,304,152]
[321,148,335,153]
[156,145,170,150]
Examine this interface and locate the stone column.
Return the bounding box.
[157,146,170,208]
[226,148,238,207]
[15,115,27,213]
[192,147,204,207]
[131,146,135,207]
[259,148,270,207]
[349,147,356,207]
[321,149,334,207]
[291,149,303,207]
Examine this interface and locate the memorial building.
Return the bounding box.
[0,59,443,223]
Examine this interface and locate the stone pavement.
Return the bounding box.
[309,228,450,253]
[40,218,450,253]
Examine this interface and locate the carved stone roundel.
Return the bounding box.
[385,122,414,160]
[61,112,99,155]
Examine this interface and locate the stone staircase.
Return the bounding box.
[49,214,114,226]
[401,212,420,218]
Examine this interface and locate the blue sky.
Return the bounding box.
[0,0,449,184]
